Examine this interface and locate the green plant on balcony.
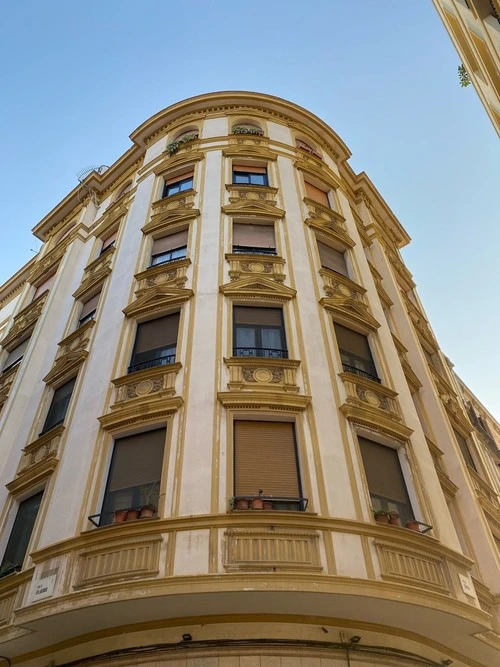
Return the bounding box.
[166,133,199,156]
[458,64,471,87]
[232,126,264,136]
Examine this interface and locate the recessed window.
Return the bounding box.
[232,165,268,186]
[317,241,348,276]
[359,437,414,524]
[115,182,132,201]
[234,421,304,511]
[99,429,165,526]
[162,171,194,198]
[233,306,287,359]
[78,292,101,328]
[100,230,118,255]
[150,230,188,267]
[453,428,477,471]
[232,222,276,255]
[128,314,179,374]
[296,139,321,158]
[174,129,199,142]
[1,338,30,375]
[0,491,44,577]
[40,378,76,435]
[305,181,330,208]
[334,323,379,382]
[32,272,56,302]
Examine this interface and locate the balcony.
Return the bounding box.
[341,363,380,384]
[233,347,288,360]
[225,251,286,284]
[127,353,176,374]
[232,245,277,256]
[223,184,285,219]
[230,495,308,512]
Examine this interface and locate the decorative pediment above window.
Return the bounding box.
[339,373,413,441]
[153,150,204,178]
[43,321,95,387]
[98,395,183,434]
[29,238,68,286]
[368,262,393,308]
[220,275,296,302]
[0,293,48,350]
[295,158,342,191]
[0,364,19,411]
[147,191,199,233]
[134,258,191,295]
[320,290,380,334]
[225,253,285,283]
[123,285,194,320]
[218,391,311,412]
[223,185,285,219]
[223,141,277,162]
[96,188,134,231]
[392,334,422,394]
[73,247,115,301]
[224,357,301,394]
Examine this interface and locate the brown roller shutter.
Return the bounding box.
[334,323,373,361]
[107,429,166,492]
[165,170,194,185]
[80,292,100,319]
[102,229,118,249]
[152,230,188,254]
[3,338,30,369]
[358,437,411,505]
[233,223,275,248]
[234,421,300,497]
[233,165,267,174]
[305,182,330,208]
[317,241,347,276]
[134,314,180,353]
[234,306,282,326]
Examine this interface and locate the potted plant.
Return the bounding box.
[251,489,264,510]
[235,498,250,510]
[112,509,128,523]
[232,126,264,136]
[139,482,159,519]
[263,496,273,510]
[126,508,140,521]
[166,133,199,156]
[388,511,401,526]
[373,509,390,524]
[405,520,421,532]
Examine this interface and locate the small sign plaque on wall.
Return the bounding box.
[30,571,57,602]
[458,572,477,598]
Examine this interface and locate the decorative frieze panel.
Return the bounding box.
[111,363,182,407]
[98,395,183,433]
[220,275,296,302]
[225,357,300,393]
[7,426,64,496]
[375,541,451,594]
[0,570,33,627]
[319,272,379,334]
[43,320,95,387]
[73,247,114,301]
[134,259,191,295]
[74,534,162,588]
[226,253,286,283]
[339,372,412,441]
[0,594,15,626]
[224,527,322,571]
[0,364,20,411]
[218,391,311,412]
[468,468,500,532]
[223,136,277,161]
[0,292,48,350]
[223,185,285,219]
[392,334,422,394]
[147,191,199,235]
[28,237,70,286]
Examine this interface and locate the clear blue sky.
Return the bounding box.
[1,1,499,415]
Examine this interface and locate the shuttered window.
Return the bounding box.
[233,307,287,359]
[453,428,477,471]
[2,338,30,373]
[79,292,100,326]
[317,241,348,276]
[41,377,76,434]
[151,230,188,266]
[100,429,165,525]
[305,182,330,208]
[334,323,378,382]
[232,165,268,186]
[234,421,302,510]
[359,437,413,522]
[101,229,118,253]
[162,171,194,198]
[233,223,275,254]
[33,273,56,301]
[0,491,44,574]
[129,314,179,373]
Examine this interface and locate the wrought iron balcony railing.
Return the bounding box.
[232,245,277,256]
[127,354,176,374]
[233,347,288,359]
[342,363,381,383]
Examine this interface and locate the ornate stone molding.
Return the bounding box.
[219,275,296,302]
[303,199,355,250]
[224,357,301,394]
[294,157,342,191]
[98,395,183,434]
[28,237,70,286]
[111,363,182,408]
[402,292,439,351]
[218,391,311,412]
[368,262,393,308]
[7,426,65,496]
[0,292,48,350]
[385,244,416,290]
[428,366,473,434]
[0,365,20,411]
[43,320,95,387]
[319,272,380,334]
[148,190,198,231]
[392,334,422,394]
[153,147,204,177]
[223,185,285,219]
[123,285,194,320]
[223,136,277,161]
[225,253,286,283]
[134,259,191,295]
[426,437,458,499]
[73,248,115,301]
[468,468,500,533]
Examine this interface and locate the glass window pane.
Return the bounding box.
[179,178,193,191]
[236,327,256,349]
[233,173,249,184]
[42,378,76,433]
[1,492,43,572]
[261,328,282,350]
[250,173,267,185]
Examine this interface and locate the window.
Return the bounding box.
[334,323,379,382]
[162,171,194,198]
[150,230,188,267]
[32,272,56,301]
[100,429,165,525]
[115,182,132,201]
[234,421,304,510]
[233,307,287,359]
[232,222,276,255]
[1,338,30,374]
[40,378,76,435]
[100,230,118,254]
[453,428,477,471]
[232,165,268,186]
[128,314,179,373]
[317,241,348,276]
[296,139,321,158]
[305,181,330,208]
[359,437,413,523]
[78,292,100,327]
[0,491,43,576]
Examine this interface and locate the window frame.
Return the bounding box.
[128,313,180,374]
[39,377,76,436]
[334,323,380,383]
[233,306,288,359]
[232,166,269,187]
[162,175,194,199]
[0,490,44,577]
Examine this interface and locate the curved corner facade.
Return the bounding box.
[0,92,498,667]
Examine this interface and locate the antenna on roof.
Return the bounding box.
[76,165,109,205]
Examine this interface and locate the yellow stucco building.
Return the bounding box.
[432,0,500,135]
[0,92,498,667]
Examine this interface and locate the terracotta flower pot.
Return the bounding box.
[251,497,264,510]
[406,520,420,532]
[139,506,155,519]
[126,509,140,521]
[263,501,273,510]
[235,498,249,510]
[374,512,390,524]
[112,510,128,523]
[388,512,401,526]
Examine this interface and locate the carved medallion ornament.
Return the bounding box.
[225,357,301,393]
[134,258,191,295]
[226,254,286,284]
